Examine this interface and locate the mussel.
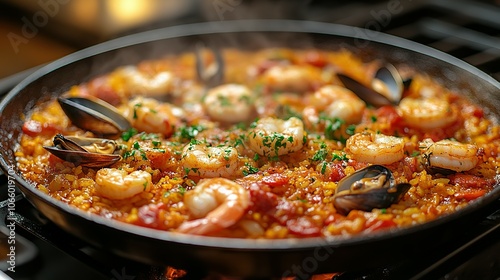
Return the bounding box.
[337,64,411,107]
[332,165,411,215]
[58,96,131,137]
[44,134,121,168]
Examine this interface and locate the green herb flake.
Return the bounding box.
[133,103,142,119]
[311,149,328,161]
[178,186,186,195]
[133,141,140,150]
[346,124,356,136]
[152,140,161,147]
[218,94,231,106]
[371,115,378,122]
[121,128,138,141]
[243,162,259,176]
[321,161,328,174]
[332,153,348,161]
[253,153,260,161]
[179,125,205,141]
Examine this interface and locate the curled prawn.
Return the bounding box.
[420,138,479,172]
[180,141,240,178]
[95,168,152,200]
[247,117,305,157]
[398,97,457,129]
[177,178,250,235]
[260,65,321,93]
[345,131,405,165]
[203,84,255,123]
[303,85,366,125]
[121,97,184,137]
[113,66,174,98]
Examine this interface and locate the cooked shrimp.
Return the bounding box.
[203,84,255,123]
[261,65,321,93]
[181,141,240,178]
[398,97,457,129]
[177,178,250,235]
[122,97,184,137]
[303,85,366,125]
[345,131,405,165]
[114,66,174,98]
[247,117,304,157]
[95,168,152,200]
[420,138,479,172]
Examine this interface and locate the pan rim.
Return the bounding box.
[1,19,499,251]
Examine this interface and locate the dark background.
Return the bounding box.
[1,0,499,81]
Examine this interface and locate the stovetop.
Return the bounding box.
[1,0,500,279]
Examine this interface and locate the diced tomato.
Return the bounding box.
[347,160,368,170]
[22,120,60,137]
[375,105,403,128]
[461,103,484,118]
[286,217,322,237]
[262,173,289,187]
[365,219,397,232]
[449,173,494,188]
[454,189,486,201]
[403,156,418,180]
[328,162,346,182]
[248,184,279,214]
[135,203,165,229]
[303,51,327,68]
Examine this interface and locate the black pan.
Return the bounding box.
[1,20,499,278]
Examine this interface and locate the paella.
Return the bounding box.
[16,48,500,238]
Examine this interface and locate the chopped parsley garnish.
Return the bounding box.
[140,133,159,140]
[332,152,348,161]
[152,140,161,147]
[178,186,186,195]
[371,115,378,122]
[133,141,140,150]
[121,128,138,141]
[242,162,259,176]
[311,142,328,161]
[133,103,142,119]
[178,125,205,141]
[411,151,420,157]
[323,117,345,141]
[218,94,231,106]
[346,124,356,136]
[320,161,328,174]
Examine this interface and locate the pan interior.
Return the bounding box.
[1,20,499,251]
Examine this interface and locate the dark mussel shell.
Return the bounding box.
[337,64,411,107]
[333,165,411,215]
[44,134,120,168]
[58,96,131,137]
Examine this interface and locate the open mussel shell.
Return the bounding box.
[44,134,120,168]
[58,96,131,137]
[372,64,403,103]
[333,165,411,215]
[337,64,411,107]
